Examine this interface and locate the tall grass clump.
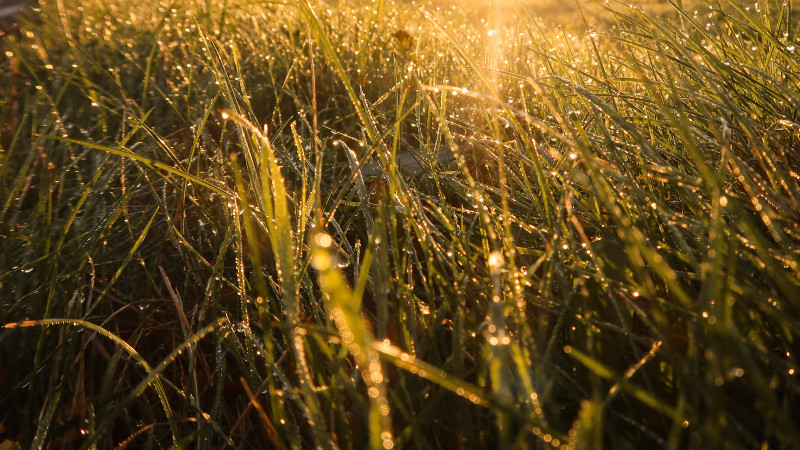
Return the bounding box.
[1,0,799,448]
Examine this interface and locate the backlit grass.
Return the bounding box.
[1,0,799,448]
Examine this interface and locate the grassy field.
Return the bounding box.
[1,0,799,448]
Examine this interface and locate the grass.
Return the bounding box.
[1,0,799,448]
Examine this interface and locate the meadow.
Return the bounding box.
[1,0,799,448]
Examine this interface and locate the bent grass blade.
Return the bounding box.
[2,317,195,444]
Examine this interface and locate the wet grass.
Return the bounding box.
[1,0,799,448]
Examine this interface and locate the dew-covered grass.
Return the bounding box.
[1,0,799,448]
